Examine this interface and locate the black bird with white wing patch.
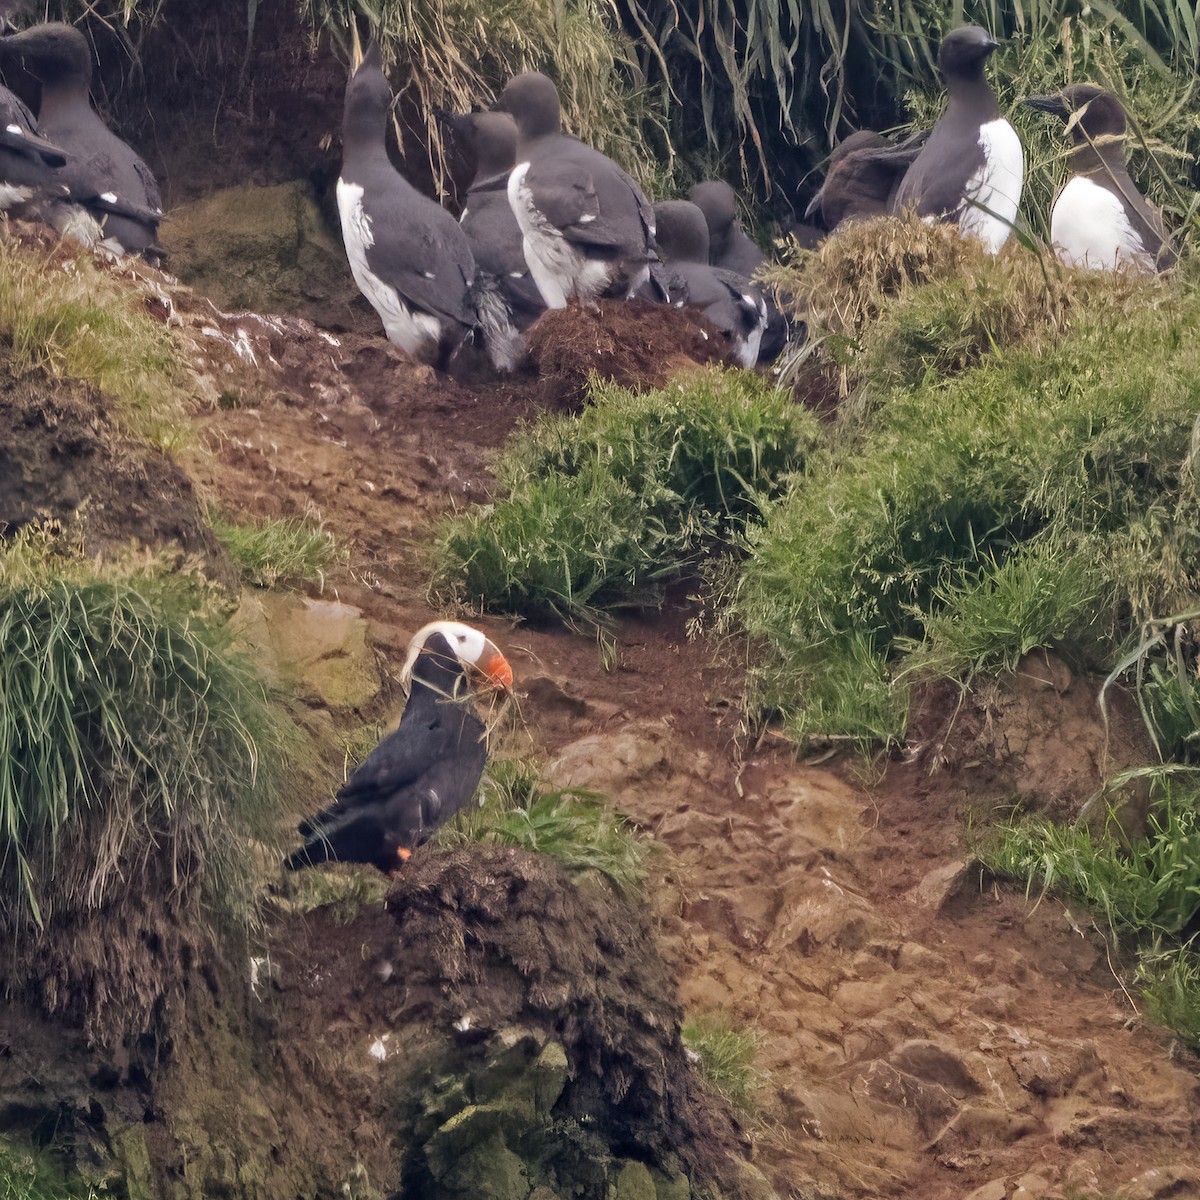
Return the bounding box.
[495,71,656,307]
[0,22,164,261]
[337,34,477,368]
[285,622,513,873]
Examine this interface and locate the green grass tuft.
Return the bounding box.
[0,526,287,932]
[681,1012,760,1113]
[0,240,189,447]
[0,1138,102,1200]
[1138,943,1200,1049]
[209,512,344,589]
[440,758,649,893]
[434,369,817,624]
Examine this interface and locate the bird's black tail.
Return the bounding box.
[284,836,333,872]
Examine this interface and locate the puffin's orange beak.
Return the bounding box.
[396,846,412,862]
[479,641,514,692]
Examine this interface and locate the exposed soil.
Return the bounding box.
[2,230,1199,1200]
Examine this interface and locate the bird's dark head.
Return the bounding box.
[342,36,393,146]
[493,72,560,140]
[688,180,737,237]
[938,25,1000,81]
[1023,83,1126,144]
[653,199,710,264]
[450,110,518,181]
[0,21,92,88]
[402,621,514,695]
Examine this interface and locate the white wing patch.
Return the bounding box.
[336,177,442,357]
[0,183,33,210]
[1051,175,1154,274]
[959,118,1024,255]
[507,160,613,308]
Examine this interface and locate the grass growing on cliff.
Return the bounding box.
[0,1138,102,1200]
[740,220,1200,747]
[0,241,188,446]
[682,1013,760,1114]
[442,758,649,893]
[434,370,817,624]
[210,512,344,589]
[0,528,287,931]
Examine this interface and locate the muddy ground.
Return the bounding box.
[153,278,1200,1200]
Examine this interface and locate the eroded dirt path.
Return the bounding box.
[191,310,1200,1200]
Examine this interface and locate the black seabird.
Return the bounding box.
[891,25,1023,253]
[1024,84,1173,274]
[448,109,544,370]
[338,36,476,368]
[687,180,764,275]
[495,71,656,307]
[0,80,66,216]
[805,129,926,231]
[286,622,513,873]
[0,22,164,260]
[653,199,767,368]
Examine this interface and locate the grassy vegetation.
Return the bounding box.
[209,512,344,589]
[433,370,817,624]
[440,757,650,893]
[0,527,287,932]
[681,1012,760,1113]
[0,1139,102,1200]
[0,240,189,448]
[742,219,1200,747]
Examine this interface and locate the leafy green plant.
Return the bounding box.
[441,758,649,892]
[0,1138,103,1200]
[209,512,344,589]
[434,370,817,623]
[682,1012,760,1113]
[1138,942,1200,1048]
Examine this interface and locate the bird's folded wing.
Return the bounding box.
[0,121,67,166]
[367,207,477,326]
[523,159,630,249]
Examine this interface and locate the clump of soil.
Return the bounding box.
[0,371,233,586]
[525,299,732,409]
[384,847,747,1188]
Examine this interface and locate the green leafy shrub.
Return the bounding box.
[210,512,344,588]
[1138,943,1200,1048]
[434,370,817,623]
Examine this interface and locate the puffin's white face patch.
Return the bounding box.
[336,177,442,356]
[960,117,1024,255]
[1051,174,1154,274]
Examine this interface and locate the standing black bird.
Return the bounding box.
[448,109,545,370]
[285,622,513,873]
[337,35,476,368]
[0,22,164,260]
[495,71,656,307]
[653,199,767,368]
[891,25,1023,253]
[0,80,67,216]
[687,180,764,276]
[1024,84,1173,274]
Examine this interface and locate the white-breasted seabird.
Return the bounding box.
[891,25,1023,253]
[1024,84,1173,274]
[448,109,544,370]
[285,622,512,873]
[494,71,656,307]
[0,22,164,261]
[653,199,767,368]
[337,36,477,368]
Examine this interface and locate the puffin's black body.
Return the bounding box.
[1024,84,1173,273]
[496,72,656,307]
[805,130,925,231]
[286,633,488,872]
[688,180,764,276]
[0,22,163,260]
[891,25,1023,253]
[337,41,476,368]
[652,199,765,368]
[449,110,544,368]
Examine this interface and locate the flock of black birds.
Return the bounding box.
[0,17,1179,872]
